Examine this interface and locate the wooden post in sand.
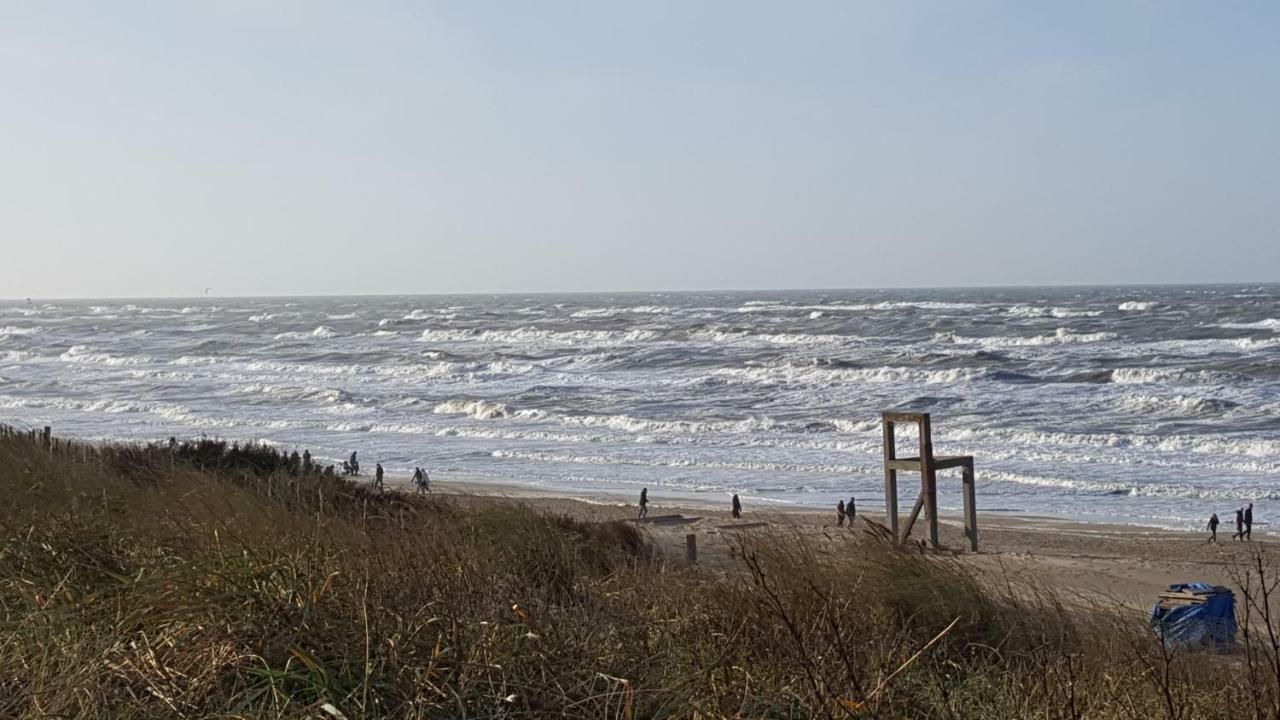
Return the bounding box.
[685,533,697,564]
[882,420,899,543]
[880,411,978,552]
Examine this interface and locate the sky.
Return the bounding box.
[1,2,1278,298]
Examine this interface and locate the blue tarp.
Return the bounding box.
[1149,582,1236,651]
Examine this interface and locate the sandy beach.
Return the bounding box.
[414,474,1262,607]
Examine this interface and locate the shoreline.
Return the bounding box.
[401,470,1230,536]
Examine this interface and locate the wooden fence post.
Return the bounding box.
[685,533,697,564]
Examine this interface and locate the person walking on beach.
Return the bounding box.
[418,466,431,493]
[848,496,857,524]
[638,488,649,519]
[836,499,846,527]
[1245,503,1254,540]
[1207,513,1219,543]
[731,494,742,519]
[374,462,384,492]
[411,467,424,493]
[1234,508,1245,540]
[302,449,312,474]
[349,451,359,476]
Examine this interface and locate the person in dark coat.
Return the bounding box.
[638,488,649,519]
[847,496,857,523]
[731,494,742,519]
[1207,513,1219,543]
[836,499,846,527]
[374,462,384,491]
[1234,508,1245,540]
[302,449,312,474]
[1245,503,1254,541]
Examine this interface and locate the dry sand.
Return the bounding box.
[400,474,1265,608]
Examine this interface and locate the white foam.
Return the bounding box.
[1006,305,1102,319]
[1118,301,1158,311]
[713,364,985,386]
[938,328,1115,347]
[1219,319,1280,331]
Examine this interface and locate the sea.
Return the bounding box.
[2,285,1278,530]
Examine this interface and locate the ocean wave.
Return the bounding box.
[418,327,659,345]
[272,325,340,340]
[489,448,864,475]
[712,364,986,386]
[984,470,1280,502]
[432,398,546,420]
[937,328,1115,347]
[1219,319,1280,331]
[58,346,151,365]
[1118,301,1158,311]
[1006,305,1102,318]
[1112,393,1240,416]
[570,305,670,318]
[0,325,41,336]
[735,300,984,314]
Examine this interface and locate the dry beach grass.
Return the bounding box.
[3,428,1280,718]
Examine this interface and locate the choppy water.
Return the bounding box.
[2,285,1279,529]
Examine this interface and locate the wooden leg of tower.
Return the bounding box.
[882,418,898,543]
[884,468,899,543]
[925,467,939,548]
[962,460,978,552]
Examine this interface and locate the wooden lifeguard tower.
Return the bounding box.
[881,411,978,552]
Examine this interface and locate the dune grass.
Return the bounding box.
[1,425,1277,718]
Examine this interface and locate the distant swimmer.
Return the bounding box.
[836,499,846,527]
[638,488,649,519]
[1245,503,1254,540]
[374,463,384,491]
[731,493,742,519]
[1207,513,1219,543]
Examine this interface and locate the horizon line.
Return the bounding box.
[3,279,1278,303]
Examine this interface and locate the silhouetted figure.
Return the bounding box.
[731,494,742,519]
[302,449,312,474]
[1234,508,1245,540]
[418,466,431,493]
[1207,513,1220,543]
[374,463,385,491]
[638,488,649,519]
[848,496,856,523]
[324,464,335,477]
[349,451,359,476]
[1245,503,1254,540]
[289,450,301,475]
[836,499,846,527]
[168,436,177,451]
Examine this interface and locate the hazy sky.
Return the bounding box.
[2,2,1278,298]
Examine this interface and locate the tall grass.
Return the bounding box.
[0,425,1275,718]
